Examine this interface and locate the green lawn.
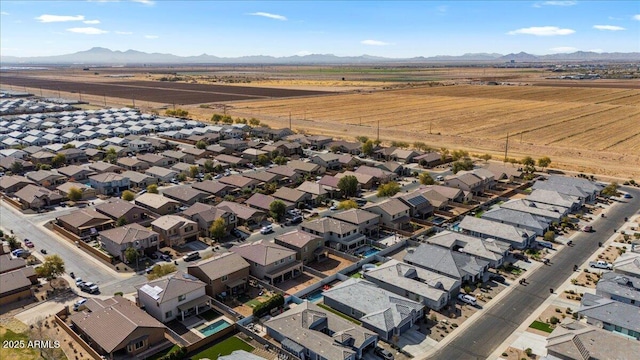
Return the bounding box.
[145,344,181,360]
[192,336,254,360]
[0,326,40,360]
[350,272,363,279]
[529,320,554,333]
[317,303,362,325]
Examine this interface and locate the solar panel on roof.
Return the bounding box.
[407,196,427,207]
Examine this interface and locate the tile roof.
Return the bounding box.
[301,217,357,235]
[330,209,379,226]
[578,293,640,333]
[151,215,196,231]
[182,202,229,222]
[216,201,264,220]
[188,252,250,281]
[99,223,158,245]
[275,230,321,249]
[138,272,205,304]
[459,215,534,246]
[135,193,179,209]
[57,209,113,228]
[231,240,296,266]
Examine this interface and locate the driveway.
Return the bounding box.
[396,327,438,356]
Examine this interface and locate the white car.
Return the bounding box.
[260,225,273,234]
[457,293,477,306]
[436,175,444,181]
[73,298,87,311]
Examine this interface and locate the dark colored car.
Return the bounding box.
[490,274,506,283]
[375,346,394,360]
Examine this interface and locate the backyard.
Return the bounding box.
[191,336,254,360]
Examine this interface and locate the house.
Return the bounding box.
[56,165,95,181]
[121,170,157,189]
[127,139,153,153]
[335,171,374,190]
[329,209,380,236]
[56,209,114,238]
[545,319,640,360]
[404,243,490,284]
[243,170,281,185]
[230,240,302,285]
[214,154,248,167]
[89,172,130,196]
[162,150,194,164]
[145,166,178,184]
[532,176,602,204]
[338,154,360,169]
[191,180,233,198]
[161,186,210,206]
[306,135,333,149]
[595,272,640,307]
[296,181,335,202]
[414,153,443,167]
[137,153,174,167]
[577,293,640,340]
[272,187,312,208]
[262,140,302,157]
[25,170,67,188]
[499,199,567,223]
[99,223,160,261]
[444,172,484,195]
[0,267,36,306]
[323,278,424,341]
[363,198,411,230]
[29,151,55,165]
[117,157,150,172]
[0,157,34,173]
[137,272,210,322]
[425,230,508,268]
[377,161,406,176]
[151,215,198,247]
[287,160,324,176]
[354,166,396,184]
[242,148,268,162]
[88,161,123,174]
[245,193,294,213]
[265,301,378,360]
[187,252,250,298]
[216,201,266,226]
[613,252,640,278]
[56,182,96,200]
[482,163,522,182]
[481,207,550,236]
[219,139,248,151]
[219,175,259,191]
[420,184,471,204]
[181,202,236,237]
[95,199,151,224]
[135,194,180,215]
[326,140,361,155]
[266,165,302,184]
[300,217,366,252]
[0,254,27,274]
[391,149,420,163]
[458,216,535,249]
[395,191,434,219]
[0,175,35,194]
[526,189,581,212]
[275,230,326,264]
[14,184,63,210]
[57,148,87,164]
[69,296,167,358]
[309,153,341,170]
[364,259,458,311]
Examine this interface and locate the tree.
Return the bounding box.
[451,150,469,161]
[419,172,435,185]
[452,158,474,174]
[440,148,450,162]
[147,263,177,281]
[269,200,287,222]
[189,166,200,178]
[62,143,76,149]
[204,173,213,180]
[203,159,215,173]
[337,200,359,210]
[362,140,374,156]
[257,154,270,166]
[329,145,341,153]
[537,156,551,171]
[124,246,139,265]
[147,184,158,194]
[264,182,278,195]
[117,216,128,227]
[377,182,401,197]
[221,115,234,124]
[105,148,118,164]
[68,186,83,201]
[601,182,619,197]
[35,254,65,280]
[176,173,187,181]
[338,175,359,197]
[195,140,207,149]
[391,141,409,148]
[10,161,24,174]
[51,154,66,168]
[211,114,223,123]
[355,136,369,143]
[121,190,135,201]
[543,230,555,242]
[209,218,226,241]
[522,156,536,173]
[273,156,287,165]
[249,118,260,126]
[479,153,492,162]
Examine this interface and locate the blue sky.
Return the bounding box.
[1,1,638,57]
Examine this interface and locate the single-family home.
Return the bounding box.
[363,198,411,230]
[266,166,302,184]
[14,184,63,210]
[287,160,324,176]
[121,170,157,189]
[404,243,490,284]
[613,252,640,278]
[309,153,341,170]
[0,267,37,306]
[187,252,250,298]
[99,223,160,261]
[499,199,567,223]
[216,201,266,227]
[275,230,326,264]
[56,182,96,200]
[151,215,198,247]
[481,207,550,236]
[25,170,67,188]
[354,166,396,184]
[57,148,88,164]
[56,209,114,237]
[300,217,366,252]
[88,161,123,174]
[245,193,294,213]
[127,139,153,153]
[145,166,178,184]
[425,230,509,268]
[161,186,210,206]
[89,172,130,196]
[577,293,640,340]
[532,176,603,204]
[230,240,302,285]
[162,150,194,164]
[272,187,312,208]
[95,199,151,224]
[0,175,35,194]
[458,215,536,249]
[136,272,210,322]
[595,272,640,307]
[56,165,95,181]
[482,163,522,182]
[526,189,581,212]
[444,172,484,195]
[395,191,434,219]
[137,153,174,167]
[135,193,180,216]
[323,279,424,341]
[296,181,335,202]
[415,152,445,168]
[117,157,150,172]
[191,180,233,198]
[181,202,236,237]
[329,209,380,236]
[219,175,259,191]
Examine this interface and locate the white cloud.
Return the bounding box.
[588,49,603,53]
[295,51,312,56]
[549,46,579,53]
[36,14,85,23]
[115,31,133,35]
[248,12,287,21]
[144,35,159,39]
[361,39,391,46]
[593,25,625,31]
[131,0,155,5]
[633,14,640,21]
[1,11,9,16]
[508,26,575,36]
[66,27,108,35]
[83,20,101,24]
[534,1,577,7]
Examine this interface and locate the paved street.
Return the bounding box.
[428,186,640,360]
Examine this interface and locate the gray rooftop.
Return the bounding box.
[481,207,550,232]
[578,293,640,333]
[500,199,567,221]
[426,230,509,262]
[404,243,489,280]
[596,272,640,303]
[458,215,534,246]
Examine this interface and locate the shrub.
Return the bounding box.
[253,293,285,317]
[524,348,533,357]
[549,316,560,325]
[114,292,123,296]
[502,353,508,357]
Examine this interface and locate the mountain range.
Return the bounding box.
[1,47,638,65]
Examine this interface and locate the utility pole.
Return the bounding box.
[504,132,509,162]
[429,121,432,134]
[132,96,136,108]
[377,120,380,142]
[79,91,82,102]
[289,112,292,129]
[104,93,107,106]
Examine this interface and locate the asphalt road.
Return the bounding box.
[429,186,640,360]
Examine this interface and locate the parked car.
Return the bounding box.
[80,282,99,294]
[11,249,29,258]
[75,278,84,287]
[624,193,632,199]
[329,205,338,211]
[374,346,394,360]
[286,216,303,226]
[170,178,180,184]
[457,293,477,306]
[436,175,444,181]
[24,239,34,248]
[158,253,172,262]
[183,251,200,262]
[214,174,223,180]
[589,260,613,270]
[146,265,158,274]
[583,225,592,232]
[489,274,506,283]
[538,241,554,250]
[260,225,273,234]
[73,298,88,311]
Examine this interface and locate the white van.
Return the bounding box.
[182,251,200,262]
[436,175,444,181]
[457,293,477,306]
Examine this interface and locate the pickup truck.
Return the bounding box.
[589,260,613,270]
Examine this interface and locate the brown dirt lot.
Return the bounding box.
[306,254,354,276]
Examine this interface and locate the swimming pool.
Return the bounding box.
[451,223,461,232]
[431,216,446,225]
[305,289,324,303]
[359,247,381,257]
[198,319,232,337]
